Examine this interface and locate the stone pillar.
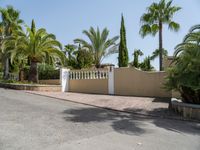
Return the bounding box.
[108,66,114,95]
[61,68,70,92]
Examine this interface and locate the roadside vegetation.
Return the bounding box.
[165,25,200,104]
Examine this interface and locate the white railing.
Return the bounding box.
[69,69,108,80]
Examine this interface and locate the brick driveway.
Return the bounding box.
[26,91,178,118]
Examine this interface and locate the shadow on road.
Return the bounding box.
[63,107,200,136]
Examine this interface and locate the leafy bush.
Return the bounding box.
[38,64,60,80]
[165,25,200,104]
[76,49,93,69]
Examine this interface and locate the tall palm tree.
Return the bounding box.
[74,27,119,68]
[0,6,24,79]
[132,49,143,68]
[139,0,181,71]
[9,20,65,83]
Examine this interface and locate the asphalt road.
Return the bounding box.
[0,88,199,150]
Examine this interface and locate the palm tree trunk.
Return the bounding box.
[3,57,9,79]
[28,61,38,83]
[159,20,163,71]
[19,64,24,82]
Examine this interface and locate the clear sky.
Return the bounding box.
[0,0,200,69]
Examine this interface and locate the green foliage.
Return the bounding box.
[132,49,143,68]
[150,48,168,60]
[118,15,129,67]
[63,44,77,67]
[140,56,154,71]
[139,0,181,37]
[0,5,24,79]
[74,27,119,68]
[165,24,200,104]
[76,45,93,69]
[24,64,60,80]
[38,64,60,80]
[139,0,181,71]
[6,20,65,83]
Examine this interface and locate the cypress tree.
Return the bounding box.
[118,15,129,67]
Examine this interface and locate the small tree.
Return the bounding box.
[118,15,129,67]
[140,56,154,71]
[132,49,143,68]
[76,45,93,69]
[64,44,76,67]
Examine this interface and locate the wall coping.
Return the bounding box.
[114,67,166,74]
[0,82,61,87]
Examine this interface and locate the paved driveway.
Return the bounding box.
[0,88,200,150]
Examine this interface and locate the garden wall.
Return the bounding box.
[114,67,171,97]
[62,67,171,98]
[39,79,60,85]
[0,83,61,92]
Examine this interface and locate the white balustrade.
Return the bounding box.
[69,69,109,80]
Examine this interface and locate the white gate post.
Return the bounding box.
[108,66,114,95]
[61,68,70,92]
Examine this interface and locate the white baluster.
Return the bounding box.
[93,71,96,79]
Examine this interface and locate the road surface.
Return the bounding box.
[0,88,199,150]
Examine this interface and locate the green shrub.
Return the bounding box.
[38,64,60,80]
[24,64,60,80]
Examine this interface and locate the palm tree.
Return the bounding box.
[0,6,24,79]
[9,20,65,83]
[63,44,77,67]
[74,27,119,68]
[139,0,181,71]
[165,24,200,104]
[2,30,27,81]
[150,48,168,60]
[132,49,143,68]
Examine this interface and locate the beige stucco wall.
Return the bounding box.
[69,79,108,94]
[114,67,171,98]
